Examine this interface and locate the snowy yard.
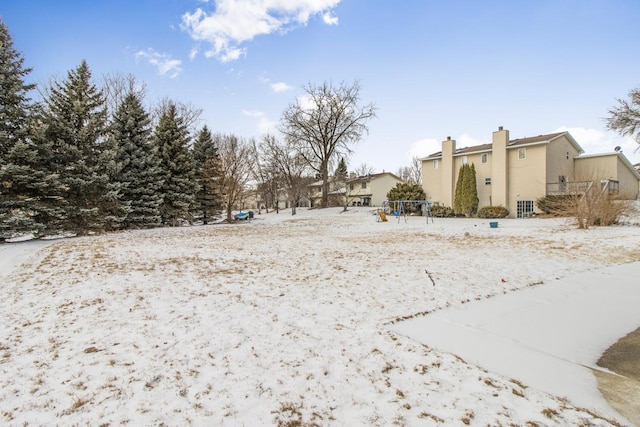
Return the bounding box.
[1,207,639,426]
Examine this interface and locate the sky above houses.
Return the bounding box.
[3,0,640,172]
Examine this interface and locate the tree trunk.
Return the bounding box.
[321,162,329,208]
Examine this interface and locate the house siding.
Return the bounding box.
[507,143,546,213]
[420,127,640,218]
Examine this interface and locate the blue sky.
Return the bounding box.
[3,0,640,171]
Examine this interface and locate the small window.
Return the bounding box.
[566,151,569,160]
[349,183,354,190]
[518,147,526,159]
[433,159,439,169]
[481,153,488,164]
[461,156,468,165]
[361,182,367,189]
[485,177,491,185]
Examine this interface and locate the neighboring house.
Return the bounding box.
[307,177,344,207]
[421,126,640,218]
[307,172,404,207]
[346,172,404,207]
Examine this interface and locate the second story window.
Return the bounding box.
[433,159,439,169]
[518,147,526,159]
[481,153,488,164]
[361,182,367,189]
[461,156,468,164]
[349,183,354,190]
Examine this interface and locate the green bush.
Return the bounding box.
[430,205,455,217]
[476,205,509,218]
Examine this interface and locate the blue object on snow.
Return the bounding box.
[489,221,498,228]
[234,211,249,220]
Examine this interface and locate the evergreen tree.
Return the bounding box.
[154,102,196,226]
[465,163,479,215]
[386,182,426,201]
[454,164,479,216]
[192,125,222,224]
[41,60,124,234]
[335,157,348,180]
[335,157,349,211]
[0,19,64,238]
[386,182,426,213]
[110,91,163,228]
[453,164,466,214]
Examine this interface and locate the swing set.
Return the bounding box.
[377,200,434,223]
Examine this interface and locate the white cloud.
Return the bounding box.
[189,46,199,61]
[242,109,276,134]
[322,11,339,25]
[270,81,292,93]
[456,132,487,148]
[135,48,182,78]
[555,126,639,161]
[408,138,441,161]
[181,0,341,62]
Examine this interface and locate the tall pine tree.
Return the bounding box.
[154,102,196,226]
[42,60,124,234]
[453,164,466,214]
[192,125,222,224]
[110,91,163,228]
[0,19,64,238]
[465,163,479,215]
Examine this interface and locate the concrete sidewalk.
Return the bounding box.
[391,262,640,425]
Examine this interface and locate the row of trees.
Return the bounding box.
[0,19,264,238]
[1,18,383,239]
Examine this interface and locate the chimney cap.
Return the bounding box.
[498,126,504,131]
[447,136,451,140]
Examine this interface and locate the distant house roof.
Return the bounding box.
[346,171,402,183]
[423,131,584,160]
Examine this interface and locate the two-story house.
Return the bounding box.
[421,126,640,218]
[346,172,404,207]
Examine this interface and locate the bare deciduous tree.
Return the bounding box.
[606,87,640,151]
[152,96,203,133]
[279,80,376,207]
[409,156,422,184]
[354,162,375,176]
[217,134,253,222]
[397,156,422,184]
[261,134,312,215]
[250,138,281,213]
[102,72,147,118]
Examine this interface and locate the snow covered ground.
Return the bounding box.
[1,206,639,426]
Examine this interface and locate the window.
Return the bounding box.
[517,200,535,218]
[481,153,488,164]
[433,159,439,169]
[349,183,354,190]
[518,148,526,159]
[558,175,566,192]
[485,177,491,185]
[566,151,569,160]
[361,182,367,189]
[461,156,468,164]
[601,179,619,194]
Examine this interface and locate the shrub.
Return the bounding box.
[537,189,632,228]
[430,205,455,217]
[476,205,510,218]
[536,195,574,215]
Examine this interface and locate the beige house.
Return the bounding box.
[307,172,404,207]
[421,126,640,218]
[346,172,404,207]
